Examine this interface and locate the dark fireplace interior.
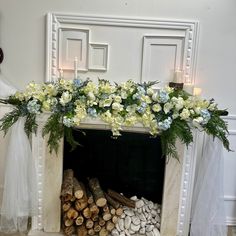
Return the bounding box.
[63,129,165,204]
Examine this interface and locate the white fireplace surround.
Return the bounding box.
[28,114,201,236]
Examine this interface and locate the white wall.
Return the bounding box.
[0,0,236,224]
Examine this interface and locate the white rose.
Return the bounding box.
[59,91,72,106]
[180,108,190,120]
[152,104,162,112]
[164,102,173,114]
[112,102,124,112]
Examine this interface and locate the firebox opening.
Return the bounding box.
[63,129,165,205]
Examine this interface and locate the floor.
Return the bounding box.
[0,227,235,236]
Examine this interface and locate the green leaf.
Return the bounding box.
[64,127,82,151]
[42,113,64,153]
[0,109,21,135]
[24,113,38,137]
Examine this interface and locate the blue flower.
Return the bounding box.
[132,86,146,100]
[73,78,83,88]
[158,117,172,130]
[63,116,74,127]
[87,107,97,118]
[137,86,146,95]
[158,90,169,103]
[136,102,147,114]
[27,99,41,114]
[200,109,211,124]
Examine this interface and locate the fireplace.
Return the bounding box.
[28,115,200,236]
[63,129,165,204]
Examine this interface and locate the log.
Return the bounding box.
[88,228,95,236]
[89,203,99,215]
[77,225,88,236]
[67,207,79,220]
[99,227,109,236]
[110,207,116,215]
[63,214,74,227]
[62,201,72,212]
[74,178,84,199]
[61,169,74,201]
[98,217,106,227]
[94,222,102,232]
[64,225,75,236]
[91,213,99,222]
[87,190,94,204]
[88,178,107,207]
[102,212,112,221]
[75,215,84,226]
[83,207,92,219]
[107,189,135,208]
[112,215,118,224]
[106,221,115,232]
[75,199,88,211]
[115,207,123,216]
[102,204,109,213]
[104,192,120,209]
[85,219,94,229]
[70,195,76,202]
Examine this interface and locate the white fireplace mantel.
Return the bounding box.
[29,114,201,236]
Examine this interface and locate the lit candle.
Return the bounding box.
[59,68,64,79]
[74,57,78,79]
[173,69,183,83]
[193,87,202,96]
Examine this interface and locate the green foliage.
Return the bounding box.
[64,127,82,151]
[24,113,38,137]
[42,113,64,153]
[161,119,193,159]
[0,108,21,135]
[205,111,230,151]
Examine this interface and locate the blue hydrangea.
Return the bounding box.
[63,116,74,127]
[136,102,147,114]
[87,108,97,118]
[200,109,211,124]
[27,99,41,114]
[137,86,146,94]
[73,78,83,88]
[158,90,169,103]
[132,86,146,100]
[158,117,172,130]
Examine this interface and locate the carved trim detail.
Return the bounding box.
[177,131,199,236]
[46,13,199,84]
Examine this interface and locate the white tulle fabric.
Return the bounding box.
[0,76,37,233]
[190,135,227,236]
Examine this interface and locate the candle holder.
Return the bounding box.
[169,82,184,90]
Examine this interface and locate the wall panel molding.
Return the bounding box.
[46,13,199,84]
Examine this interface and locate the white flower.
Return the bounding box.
[87,92,96,101]
[192,117,204,129]
[112,102,124,112]
[152,103,162,112]
[147,88,154,96]
[180,108,190,120]
[163,102,173,114]
[208,102,217,111]
[59,91,72,106]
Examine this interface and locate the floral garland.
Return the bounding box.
[0,78,230,158]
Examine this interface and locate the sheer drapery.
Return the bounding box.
[0,75,37,233]
[190,135,227,236]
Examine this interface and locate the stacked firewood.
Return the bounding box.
[61,169,136,236]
